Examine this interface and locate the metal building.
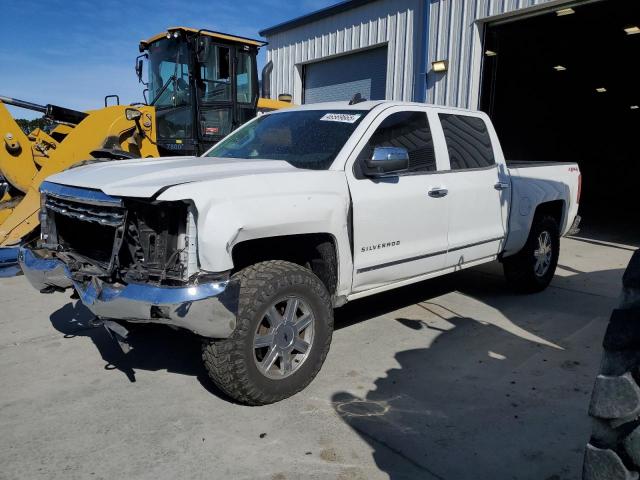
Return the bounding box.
[260,0,566,108]
[260,0,640,229]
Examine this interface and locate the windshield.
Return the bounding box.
[205,110,366,170]
[147,39,191,108]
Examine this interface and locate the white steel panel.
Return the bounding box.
[264,0,423,104]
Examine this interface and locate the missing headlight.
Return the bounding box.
[120,200,197,285]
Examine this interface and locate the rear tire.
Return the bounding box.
[503,214,560,293]
[202,260,333,405]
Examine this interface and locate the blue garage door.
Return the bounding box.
[304,47,387,104]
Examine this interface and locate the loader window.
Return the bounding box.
[236,52,255,104]
[198,44,232,102]
[148,40,191,108]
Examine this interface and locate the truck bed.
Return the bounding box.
[503,159,581,256]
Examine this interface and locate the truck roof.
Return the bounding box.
[271,100,483,114]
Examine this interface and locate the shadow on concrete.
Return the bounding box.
[48,302,228,399]
[46,260,628,479]
[331,263,628,480]
[569,213,640,249]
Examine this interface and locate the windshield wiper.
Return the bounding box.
[151,47,183,107]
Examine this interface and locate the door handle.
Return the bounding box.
[428,188,448,198]
[494,182,510,190]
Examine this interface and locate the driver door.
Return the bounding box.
[346,107,450,293]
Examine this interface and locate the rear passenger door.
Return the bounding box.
[433,112,506,267]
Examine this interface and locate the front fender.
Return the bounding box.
[158,170,354,295]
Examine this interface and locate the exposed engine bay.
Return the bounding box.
[40,186,198,286]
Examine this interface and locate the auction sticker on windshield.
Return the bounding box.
[320,113,362,124]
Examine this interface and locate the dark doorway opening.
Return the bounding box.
[481,0,640,241]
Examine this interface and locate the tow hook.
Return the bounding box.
[92,317,132,354]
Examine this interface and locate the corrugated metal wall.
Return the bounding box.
[426,0,554,108]
[265,0,564,107]
[264,0,424,104]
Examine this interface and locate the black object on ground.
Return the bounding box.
[584,250,640,480]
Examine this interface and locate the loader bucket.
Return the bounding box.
[0,102,159,246]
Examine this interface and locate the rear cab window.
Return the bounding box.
[438,114,496,170]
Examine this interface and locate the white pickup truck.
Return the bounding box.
[20,100,581,404]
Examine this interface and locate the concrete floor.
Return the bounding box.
[0,233,636,480]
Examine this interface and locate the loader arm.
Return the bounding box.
[0,103,159,246]
[0,102,39,193]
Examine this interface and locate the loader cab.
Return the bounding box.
[139,28,263,156]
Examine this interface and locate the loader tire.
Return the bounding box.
[503,214,560,293]
[202,260,333,405]
[583,250,640,480]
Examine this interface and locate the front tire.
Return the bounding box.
[202,260,333,405]
[503,215,560,293]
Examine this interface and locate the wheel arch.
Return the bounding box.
[534,199,566,229]
[231,232,341,298]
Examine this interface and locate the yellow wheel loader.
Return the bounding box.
[0,27,290,247]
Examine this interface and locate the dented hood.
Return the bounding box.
[45,156,300,198]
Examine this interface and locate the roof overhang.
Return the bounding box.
[140,27,266,51]
[259,0,374,37]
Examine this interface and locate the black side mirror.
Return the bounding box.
[136,59,143,81]
[364,147,409,176]
[135,54,147,84]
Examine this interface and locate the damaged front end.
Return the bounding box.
[20,181,238,338]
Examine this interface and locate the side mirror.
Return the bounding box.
[278,93,293,103]
[135,54,147,84]
[136,60,143,81]
[364,147,409,176]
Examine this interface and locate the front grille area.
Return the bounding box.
[41,184,191,284]
[45,196,125,227]
[45,195,127,268]
[54,210,121,265]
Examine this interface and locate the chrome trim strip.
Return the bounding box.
[19,247,238,338]
[356,237,504,274]
[78,280,229,306]
[40,181,123,207]
[45,197,125,226]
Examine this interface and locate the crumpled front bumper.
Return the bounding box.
[18,248,238,338]
[18,247,72,291]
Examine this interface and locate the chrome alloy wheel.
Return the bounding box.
[534,231,553,277]
[253,296,315,379]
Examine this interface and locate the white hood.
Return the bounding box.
[45,156,300,198]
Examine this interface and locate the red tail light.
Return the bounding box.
[577,173,582,204]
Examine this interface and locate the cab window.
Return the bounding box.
[439,114,495,170]
[357,111,436,175]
